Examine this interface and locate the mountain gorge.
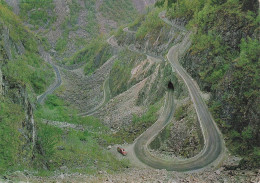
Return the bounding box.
[0,0,259,182]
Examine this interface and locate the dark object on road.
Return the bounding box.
[168,81,174,90]
[117,147,127,156]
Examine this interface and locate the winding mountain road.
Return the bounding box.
[76,37,120,116]
[37,46,62,104]
[124,12,226,172]
[78,76,111,116]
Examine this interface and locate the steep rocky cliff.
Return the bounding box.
[0,3,54,173]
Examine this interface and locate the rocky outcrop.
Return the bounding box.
[2,77,36,161]
[0,68,3,95]
[2,27,12,60]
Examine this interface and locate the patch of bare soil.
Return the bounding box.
[94,58,160,129]
[44,0,70,46]
[131,0,156,13]
[41,119,85,131]
[5,0,20,14]
[93,78,147,129]
[36,0,89,59]
[63,0,90,57]
[13,162,260,183]
[95,0,117,34]
[57,56,116,113]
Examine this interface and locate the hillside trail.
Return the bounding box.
[77,58,115,116]
[37,46,62,104]
[112,11,226,172]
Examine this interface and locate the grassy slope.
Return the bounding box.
[0,100,25,173]
[109,49,146,97]
[62,36,113,75]
[0,3,54,96]
[34,95,129,175]
[19,0,56,29]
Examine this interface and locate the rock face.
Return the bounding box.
[0,68,3,95]
[2,27,12,60]
[2,78,36,159]
[0,12,37,164]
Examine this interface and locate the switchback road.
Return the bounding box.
[125,12,225,172]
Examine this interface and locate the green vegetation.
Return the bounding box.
[54,0,98,54]
[54,0,81,53]
[137,61,187,106]
[62,37,113,75]
[2,53,54,94]
[128,15,145,31]
[35,95,121,146]
[161,0,260,168]
[0,4,54,174]
[109,49,146,96]
[174,103,188,121]
[149,124,171,150]
[19,0,56,29]
[0,2,131,176]
[34,95,129,175]
[84,0,98,37]
[35,95,75,122]
[54,24,69,53]
[100,0,137,26]
[35,124,128,175]
[68,0,81,26]
[0,99,25,174]
[0,4,54,95]
[136,8,165,40]
[114,101,163,143]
